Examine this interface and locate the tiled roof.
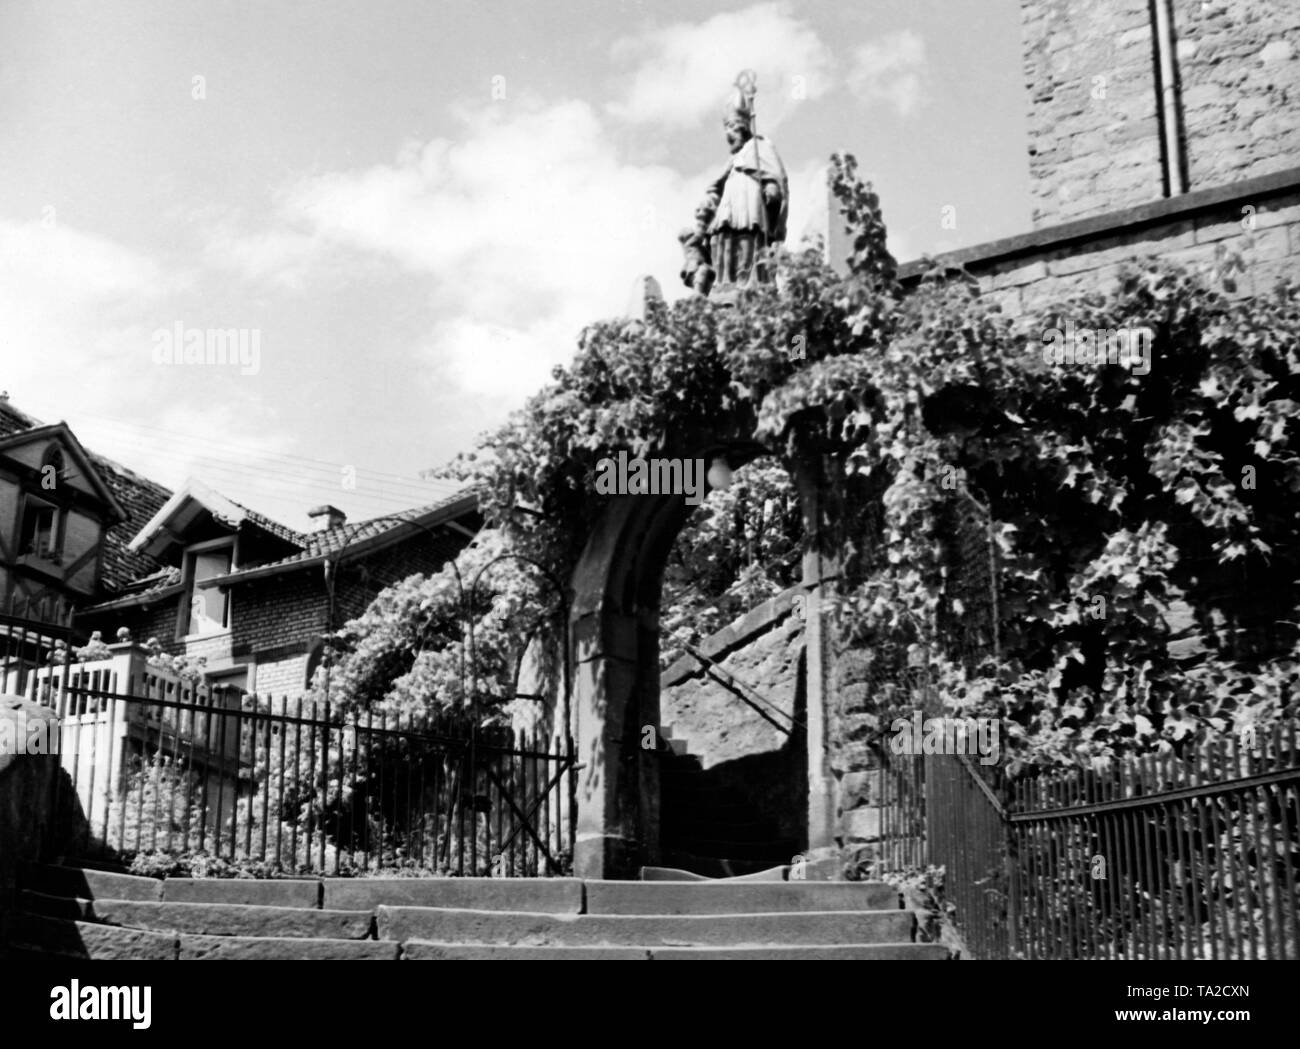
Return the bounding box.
[0,398,43,438]
[90,454,173,591]
[115,565,183,594]
[215,491,478,583]
[0,395,477,595]
[229,501,306,548]
[0,397,172,593]
[79,565,183,612]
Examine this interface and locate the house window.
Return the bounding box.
[184,546,232,636]
[43,447,65,485]
[19,496,62,560]
[206,666,248,695]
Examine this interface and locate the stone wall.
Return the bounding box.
[902,168,1300,321]
[0,698,79,939]
[1174,0,1300,189]
[654,586,903,862]
[1019,0,1160,225]
[659,589,807,843]
[827,647,886,856]
[1019,0,1300,226]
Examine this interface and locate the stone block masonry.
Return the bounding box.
[1019,0,1164,225]
[1173,0,1300,190]
[901,167,1300,321]
[659,586,807,845]
[1019,0,1300,226]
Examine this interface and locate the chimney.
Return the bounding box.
[307,504,347,532]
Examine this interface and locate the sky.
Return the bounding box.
[0,0,1032,531]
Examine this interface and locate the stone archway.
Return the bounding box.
[567,442,840,880]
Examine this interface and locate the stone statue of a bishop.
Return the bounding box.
[680,71,789,296]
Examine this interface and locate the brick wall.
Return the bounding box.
[103,600,181,651]
[84,530,469,699]
[1019,0,1300,225]
[252,652,311,697]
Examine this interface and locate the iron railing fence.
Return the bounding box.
[29,678,576,878]
[0,597,76,696]
[1010,725,1300,960]
[927,751,1013,960]
[874,723,1300,959]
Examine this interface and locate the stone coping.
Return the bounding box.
[896,165,1300,281]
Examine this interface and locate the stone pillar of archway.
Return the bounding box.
[785,452,847,868]
[568,492,689,880]
[793,455,841,868]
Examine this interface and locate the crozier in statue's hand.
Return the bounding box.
[763,182,780,204]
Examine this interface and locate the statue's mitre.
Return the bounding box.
[723,69,758,129]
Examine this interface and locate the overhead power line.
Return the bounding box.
[32,404,462,492]
[89,432,461,502]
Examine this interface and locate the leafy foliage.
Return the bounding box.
[660,458,802,667]
[317,529,555,725]
[336,152,1299,775]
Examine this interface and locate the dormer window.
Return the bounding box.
[180,541,234,637]
[43,447,65,487]
[20,496,62,561]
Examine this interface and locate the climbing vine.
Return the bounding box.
[316,529,553,725]
[334,153,1300,774]
[659,458,803,668]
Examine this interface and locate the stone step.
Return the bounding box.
[5,916,945,961]
[180,936,399,960]
[639,864,787,883]
[321,877,583,913]
[5,913,178,960]
[403,942,653,960]
[161,878,322,908]
[19,893,374,939]
[661,851,791,878]
[375,906,914,947]
[401,941,950,960]
[21,862,162,901]
[649,943,951,960]
[584,880,900,914]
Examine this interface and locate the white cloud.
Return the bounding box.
[607,2,833,130]
[0,219,311,520]
[66,401,298,499]
[427,316,572,400]
[203,223,327,292]
[0,219,176,319]
[787,160,834,251]
[270,98,705,401]
[788,159,917,264]
[847,30,928,117]
[0,220,182,408]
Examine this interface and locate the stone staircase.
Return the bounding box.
[658,726,799,878]
[1,863,952,960]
